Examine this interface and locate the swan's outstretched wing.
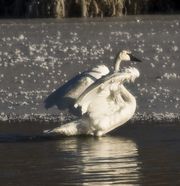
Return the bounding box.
[44,65,109,113]
[63,65,109,100]
[75,67,140,115]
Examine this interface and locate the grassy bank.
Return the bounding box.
[0,0,179,18]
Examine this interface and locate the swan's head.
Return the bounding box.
[116,50,142,63]
[114,50,141,72]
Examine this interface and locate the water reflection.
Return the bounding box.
[1,125,180,185]
[55,136,141,185]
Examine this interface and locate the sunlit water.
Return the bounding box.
[1,124,180,186]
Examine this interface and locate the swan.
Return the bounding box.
[44,67,140,136]
[44,50,141,115]
[44,58,141,136]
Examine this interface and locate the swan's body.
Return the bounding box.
[74,67,139,136]
[44,50,141,136]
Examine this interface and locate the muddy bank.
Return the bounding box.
[0,16,180,123]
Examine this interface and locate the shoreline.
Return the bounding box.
[0,113,179,124]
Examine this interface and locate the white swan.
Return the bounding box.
[44,67,140,136]
[44,50,141,115]
[44,66,141,137]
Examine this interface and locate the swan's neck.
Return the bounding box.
[114,58,122,72]
[120,85,136,104]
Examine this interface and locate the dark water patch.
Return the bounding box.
[1,130,180,185]
[1,121,180,143]
[0,136,140,185]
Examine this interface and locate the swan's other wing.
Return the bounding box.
[65,65,110,100]
[44,65,109,111]
[44,72,86,110]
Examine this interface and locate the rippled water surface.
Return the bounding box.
[1,124,180,185]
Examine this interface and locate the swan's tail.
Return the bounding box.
[43,119,90,136]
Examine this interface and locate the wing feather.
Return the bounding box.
[74,71,133,114]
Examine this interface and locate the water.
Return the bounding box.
[1,124,180,185]
[1,136,140,186]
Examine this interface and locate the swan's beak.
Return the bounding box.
[129,54,142,62]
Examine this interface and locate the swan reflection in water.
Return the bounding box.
[55,136,141,185]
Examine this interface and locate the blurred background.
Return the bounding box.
[0,0,180,18]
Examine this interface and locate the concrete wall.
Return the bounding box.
[0,16,180,122]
